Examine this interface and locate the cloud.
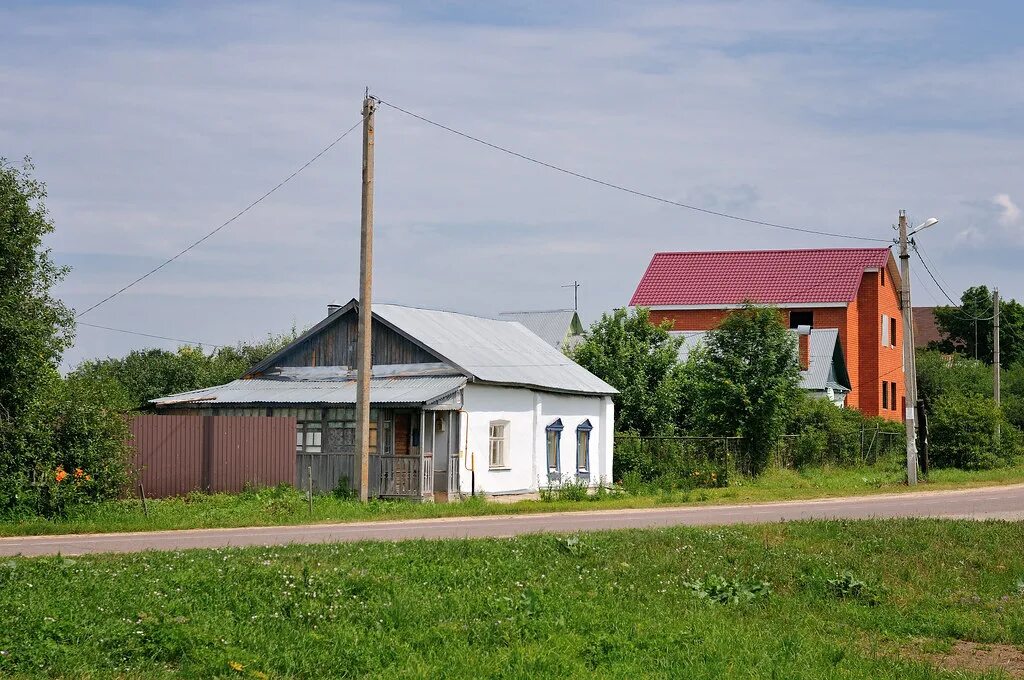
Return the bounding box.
[994,193,1022,226]
[1,1,1022,367]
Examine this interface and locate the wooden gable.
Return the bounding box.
[246,303,441,377]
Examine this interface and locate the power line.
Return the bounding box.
[75,118,363,319]
[376,98,892,244]
[912,242,994,322]
[77,321,226,349]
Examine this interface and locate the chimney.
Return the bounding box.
[797,325,811,371]
[327,302,342,317]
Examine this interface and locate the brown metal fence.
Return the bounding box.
[130,415,296,497]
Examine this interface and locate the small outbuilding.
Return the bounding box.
[152,300,616,501]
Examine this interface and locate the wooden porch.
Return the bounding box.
[296,408,461,501]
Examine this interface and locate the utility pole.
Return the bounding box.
[355,92,376,503]
[898,210,919,485]
[561,280,580,312]
[994,287,1001,442]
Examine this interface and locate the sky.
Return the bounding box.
[2,0,1023,368]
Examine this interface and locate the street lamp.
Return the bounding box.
[899,212,939,485]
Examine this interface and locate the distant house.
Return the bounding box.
[673,328,852,407]
[631,248,904,420]
[913,307,944,348]
[153,300,616,500]
[497,309,585,351]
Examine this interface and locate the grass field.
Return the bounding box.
[2,462,1023,538]
[2,520,1024,678]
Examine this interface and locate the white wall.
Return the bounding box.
[459,384,613,495]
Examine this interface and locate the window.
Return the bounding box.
[576,420,593,473]
[545,419,563,471]
[891,382,897,412]
[882,381,889,410]
[489,421,509,469]
[890,317,897,348]
[789,310,814,329]
[881,315,889,347]
[881,267,885,287]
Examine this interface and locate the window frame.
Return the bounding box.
[545,419,563,472]
[488,420,510,470]
[881,314,889,347]
[890,317,897,348]
[576,420,593,473]
[891,382,897,412]
[882,380,889,410]
[789,310,814,330]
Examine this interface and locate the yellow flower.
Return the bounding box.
[229,661,245,672]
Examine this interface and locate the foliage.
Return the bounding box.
[787,394,903,468]
[682,575,772,604]
[612,433,728,489]
[571,307,684,436]
[682,304,802,474]
[932,285,1024,365]
[915,350,991,407]
[0,159,130,517]
[69,332,297,410]
[825,571,881,606]
[928,393,1022,470]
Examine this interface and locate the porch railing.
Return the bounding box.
[378,455,421,497]
[447,453,460,496]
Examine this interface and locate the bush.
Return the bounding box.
[929,393,1022,470]
[788,394,904,468]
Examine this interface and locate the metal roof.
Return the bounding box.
[497,310,583,349]
[374,304,616,395]
[671,328,850,393]
[631,248,895,306]
[152,375,467,407]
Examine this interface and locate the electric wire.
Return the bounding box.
[74,119,363,319]
[375,98,892,244]
[77,322,226,349]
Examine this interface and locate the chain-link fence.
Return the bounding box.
[615,426,905,486]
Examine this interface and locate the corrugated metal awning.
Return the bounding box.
[151,375,467,407]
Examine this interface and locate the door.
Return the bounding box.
[394,413,411,455]
[432,412,451,494]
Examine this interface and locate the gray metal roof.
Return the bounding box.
[152,375,467,407]
[497,310,583,349]
[671,328,850,393]
[375,304,616,395]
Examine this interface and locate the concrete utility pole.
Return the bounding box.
[355,92,376,503]
[562,280,580,312]
[994,288,1001,442]
[898,210,919,485]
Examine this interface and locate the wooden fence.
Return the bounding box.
[130,415,296,497]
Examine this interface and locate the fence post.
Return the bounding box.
[138,483,149,517]
[307,464,313,513]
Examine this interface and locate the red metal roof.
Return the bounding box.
[630,248,893,306]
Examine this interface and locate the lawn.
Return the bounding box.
[2,520,1024,678]
[2,461,1023,538]
[3,462,1024,538]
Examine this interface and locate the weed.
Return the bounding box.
[825,571,881,605]
[682,574,772,604]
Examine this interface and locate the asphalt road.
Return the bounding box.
[2,484,1023,557]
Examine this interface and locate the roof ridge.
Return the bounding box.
[651,247,891,257]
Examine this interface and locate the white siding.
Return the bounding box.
[460,384,613,495]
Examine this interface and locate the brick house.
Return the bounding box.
[630,248,905,420]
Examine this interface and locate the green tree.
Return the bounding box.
[571,307,683,435]
[0,159,75,499]
[933,285,1024,365]
[683,304,802,474]
[69,333,296,410]
[915,349,992,408]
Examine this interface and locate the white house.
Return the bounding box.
[152,300,616,500]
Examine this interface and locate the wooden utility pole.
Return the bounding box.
[355,93,376,503]
[994,288,1001,442]
[898,210,919,485]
